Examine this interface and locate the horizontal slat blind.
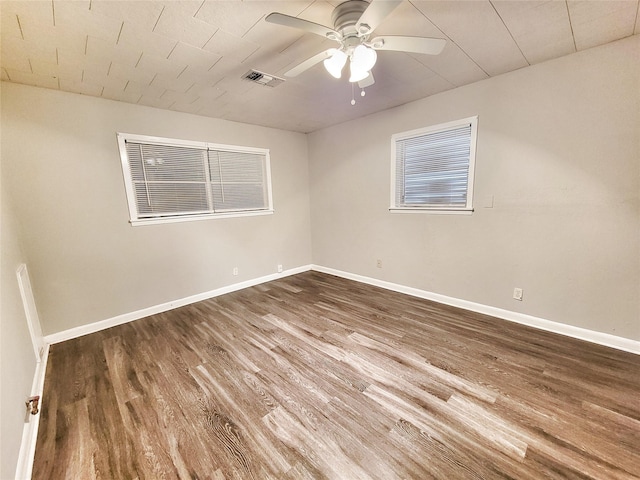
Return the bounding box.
[122,137,270,222]
[126,142,209,217]
[395,123,472,208]
[208,150,268,212]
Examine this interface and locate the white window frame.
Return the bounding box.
[117,133,273,226]
[390,116,478,215]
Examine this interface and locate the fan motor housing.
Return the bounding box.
[332,0,369,33]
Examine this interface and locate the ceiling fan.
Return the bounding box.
[265,0,446,88]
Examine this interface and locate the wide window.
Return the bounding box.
[390,116,478,213]
[117,133,273,225]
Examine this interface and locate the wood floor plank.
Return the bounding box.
[33,271,640,479]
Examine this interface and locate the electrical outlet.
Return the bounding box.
[233,267,239,276]
[376,259,382,268]
[513,287,523,301]
[277,264,283,273]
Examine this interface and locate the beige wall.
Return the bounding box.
[309,36,640,341]
[1,83,312,335]
[1,164,38,478]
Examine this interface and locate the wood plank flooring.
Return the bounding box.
[33,272,640,479]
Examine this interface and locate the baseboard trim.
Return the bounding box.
[43,263,639,355]
[15,344,50,480]
[44,265,312,345]
[311,265,640,355]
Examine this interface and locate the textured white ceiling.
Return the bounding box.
[1,0,638,133]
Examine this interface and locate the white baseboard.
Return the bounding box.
[44,263,639,355]
[15,344,50,480]
[311,265,640,355]
[44,265,312,345]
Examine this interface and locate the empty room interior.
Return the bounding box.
[1,0,639,478]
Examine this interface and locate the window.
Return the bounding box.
[117,133,273,225]
[390,116,478,214]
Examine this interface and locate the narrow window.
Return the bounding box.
[391,116,478,213]
[117,133,273,225]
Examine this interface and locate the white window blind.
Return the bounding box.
[117,133,272,225]
[391,116,478,213]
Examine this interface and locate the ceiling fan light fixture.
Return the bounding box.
[351,44,377,72]
[266,2,447,87]
[324,49,348,78]
[349,63,370,83]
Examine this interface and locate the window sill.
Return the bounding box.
[130,209,274,226]
[389,207,474,215]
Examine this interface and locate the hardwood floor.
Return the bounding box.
[33,272,640,479]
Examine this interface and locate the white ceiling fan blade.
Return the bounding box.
[370,36,446,55]
[358,72,375,88]
[357,0,402,34]
[266,13,339,40]
[285,49,335,77]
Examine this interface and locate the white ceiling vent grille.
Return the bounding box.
[242,70,285,87]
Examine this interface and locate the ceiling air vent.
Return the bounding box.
[242,69,285,87]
